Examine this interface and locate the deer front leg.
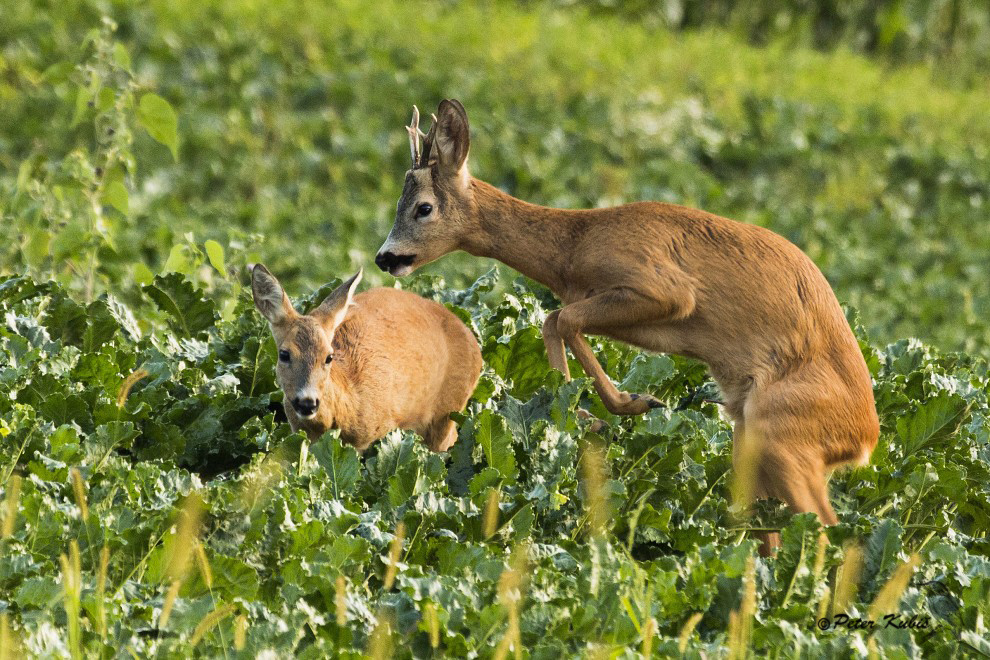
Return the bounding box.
[546,308,613,430]
[555,286,693,416]
[542,310,571,379]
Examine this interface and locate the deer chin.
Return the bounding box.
[389,263,416,277]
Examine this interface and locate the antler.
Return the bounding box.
[419,113,439,167]
[406,105,421,168]
[407,106,440,168]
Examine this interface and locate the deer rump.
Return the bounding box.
[322,288,481,452]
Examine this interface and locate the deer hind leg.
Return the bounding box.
[753,442,836,556]
[740,388,839,555]
[732,420,781,556]
[422,416,458,452]
[554,287,693,416]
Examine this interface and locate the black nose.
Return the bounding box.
[375,251,416,273]
[292,397,319,416]
[374,252,394,272]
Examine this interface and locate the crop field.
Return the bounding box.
[2,0,990,657]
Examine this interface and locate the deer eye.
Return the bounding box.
[278,349,290,363]
[415,202,433,218]
[325,353,333,364]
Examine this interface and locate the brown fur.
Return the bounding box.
[377,100,880,551]
[252,265,482,452]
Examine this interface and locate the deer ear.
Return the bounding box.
[434,99,470,181]
[252,264,295,325]
[314,269,362,330]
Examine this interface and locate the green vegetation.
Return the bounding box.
[1,0,989,656]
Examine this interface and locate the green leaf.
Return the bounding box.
[896,391,970,455]
[311,433,361,498]
[40,393,92,431]
[133,262,154,286]
[102,181,129,215]
[162,243,195,275]
[143,273,218,337]
[484,326,551,399]
[185,555,260,599]
[326,535,371,569]
[71,84,90,126]
[113,42,132,71]
[204,240,226,276]
[619,354,675,395]
[14,577,61,608]
[473,410,517,481]
[83,299,124,351]
[51,223,89,263]
[87,422,140,464]
[864,518,904,593]
[24,229,51,268]
[137,93,179,160]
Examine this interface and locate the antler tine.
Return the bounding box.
[413,112,439,166]
[407,105,421,167]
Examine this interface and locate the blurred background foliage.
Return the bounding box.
[563,0,990,81]
[1,0,989,351]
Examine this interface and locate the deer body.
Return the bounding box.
[253,265,481,452]
[376,100,879,547]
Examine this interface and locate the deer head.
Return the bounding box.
[376,99,474,276]
[252,264,361,418]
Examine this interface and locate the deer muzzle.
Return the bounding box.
[375,251,416,276]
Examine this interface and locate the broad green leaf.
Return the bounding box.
[142,273,218,337]
[133,262,154,285]
[311,433,361,498]
[113,42,132,71]
[473,410,516,481]
[184,555,260,599]
[102,181,129,215]
[484,326,552,399]
[204,240,226,276]
[137,92,179,160]
[326,534,371,568]
[24,229,51,268]
[39,393,92,431]
[162,243,195,275]
[619,354,675,395]
[14,577,61,608]
[51,223,88,263]
[896,391,969,455]
[864,518,904,594]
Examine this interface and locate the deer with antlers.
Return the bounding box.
[375,100,879,551]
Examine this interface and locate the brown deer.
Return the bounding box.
[375,100,879,549]
[252,263,482,452]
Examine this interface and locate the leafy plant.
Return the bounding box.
[1,0,990,656]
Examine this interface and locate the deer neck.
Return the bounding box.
[460,179,579,294]
[321,359,356,431]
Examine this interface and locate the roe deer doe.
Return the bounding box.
[252,264,482,452]
[375,100,879,551]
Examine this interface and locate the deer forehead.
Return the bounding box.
[279,318,331,358]
[401,169,438,204]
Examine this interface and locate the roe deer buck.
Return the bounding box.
[252,264,482,452]
[375,100,879,549]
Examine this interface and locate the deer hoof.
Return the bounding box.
[630,393,664,410]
